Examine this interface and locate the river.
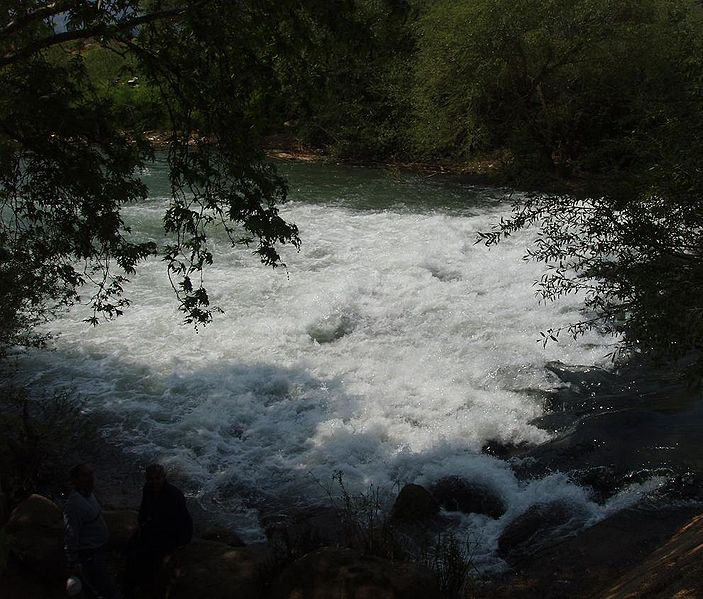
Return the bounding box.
[7,158,695,568]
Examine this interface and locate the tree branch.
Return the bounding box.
[1,2,210,68]
[1,1,77,39]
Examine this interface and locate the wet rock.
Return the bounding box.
[545,361,624,393]
[571,466,620,504]
[391,484,439,521]
[271,547,441,599]
[307,313,355,344]
[5,494,65,580]
[157,539,270,599]
[430,477,505,519]
[519,402,703,491]
[481,440,529,461]
[497,500,587,562]
[476,505,702,599]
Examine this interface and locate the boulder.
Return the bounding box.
[430,477,505,519]
[157,539,270,599]
[571,466,621,504]
[391,484,439,521]
[497,500,586,562]
[601,511,703,598]
[102,509,138,549]
[271,547,441,599]
[5,494,65,580]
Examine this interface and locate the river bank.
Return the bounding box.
[3,359,703,598]
[3,484,703,598]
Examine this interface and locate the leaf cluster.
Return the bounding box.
[0,0,350,344]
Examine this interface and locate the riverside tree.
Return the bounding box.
[414,0,703,370]
[0,0,354,351]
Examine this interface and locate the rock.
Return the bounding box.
[571,466,621,504]
[497,500,586,562]
[157,539,270,599]
[601,511,703,598]
[5,494,65,580]
[102,509,138,549]
[201,526,246,547]
[475,505,702,599]
[430,477,505,519]
[391,484,439,521]
[271,547,441,599]
[481,440,528,461]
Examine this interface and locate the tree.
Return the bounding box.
[412,0,702,176]
[464,0,703,372]
[284,0,417,161]
[0,0,354,350]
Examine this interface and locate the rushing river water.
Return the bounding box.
[7,159,680,567]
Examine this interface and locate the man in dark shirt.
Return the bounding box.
[123,464,192,597]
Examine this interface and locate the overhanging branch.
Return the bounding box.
[1,1,211,68]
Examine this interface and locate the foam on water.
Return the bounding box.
[8,162,649,564]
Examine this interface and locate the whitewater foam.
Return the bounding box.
[7,161,633,562]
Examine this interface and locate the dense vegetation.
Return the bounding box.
[2,0,703,371]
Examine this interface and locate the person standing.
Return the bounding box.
[63,463,119,599]
[123,464,193,597]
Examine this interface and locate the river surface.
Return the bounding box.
[6,159,688,567]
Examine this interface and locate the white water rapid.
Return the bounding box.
[9,160,659,567]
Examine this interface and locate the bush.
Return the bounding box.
[0,386,97,509]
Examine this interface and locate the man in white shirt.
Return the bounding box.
[63,464,119,599]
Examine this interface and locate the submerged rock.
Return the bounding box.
[391,484,439,521]
[430,476,506,519]
[497,500,587,562]
[307,313,355,344]
[271,547,441,599]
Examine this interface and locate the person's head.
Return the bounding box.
[145,463,166,494]
[70,464,94,496]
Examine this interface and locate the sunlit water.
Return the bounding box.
[8,159,660,566]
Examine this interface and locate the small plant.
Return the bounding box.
[0,384,97,507]
[256,514,327,589]
[331,471,402,559]
[417,532,477,599]
[313,470,406,561]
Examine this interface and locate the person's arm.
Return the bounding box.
[174,490,193,546]
[137,487,148,527]
[63,500,82,574]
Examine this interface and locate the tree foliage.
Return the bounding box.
[286,0,416,160]
[0,0,356,349]
[465,0,703,369]
[412,0,702,173]
[3,0,703,372]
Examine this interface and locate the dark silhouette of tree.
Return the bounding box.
[0,0,352,349]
